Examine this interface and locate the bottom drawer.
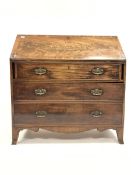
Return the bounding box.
[14,103,123,126]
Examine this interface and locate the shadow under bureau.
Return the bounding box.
[10,35,126,144]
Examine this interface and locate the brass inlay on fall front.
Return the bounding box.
[21,41,116,52]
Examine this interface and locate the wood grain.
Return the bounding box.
[14,82,124,101]
[16,63,120,81]
[10,35,125,61]
[14,103,123,125]
[10,35,126,144]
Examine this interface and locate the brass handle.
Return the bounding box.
[34,67,47,75]
[35,88,47,96]
[90,88,103,96]
[35,111,47,118]
[91,67,104,75]
[90,110,103,118]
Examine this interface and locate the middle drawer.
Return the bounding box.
[14,82,124,101]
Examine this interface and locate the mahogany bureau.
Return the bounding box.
[10,35,126,144]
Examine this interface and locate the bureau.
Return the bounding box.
[10,35,126,144]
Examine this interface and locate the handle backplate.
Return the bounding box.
[90,110,103,118]
[90,88,103,96]
[91,67,104,75]
[34,67,47,75]
[35,111,47,118]
[35,88,47,96]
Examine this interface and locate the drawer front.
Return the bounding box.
[14,82,124,101]
[14,103,123,125]
[16,63,120,81]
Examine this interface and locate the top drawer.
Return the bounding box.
[13,63,122,81]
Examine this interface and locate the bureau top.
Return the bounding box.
[10,35,125,61]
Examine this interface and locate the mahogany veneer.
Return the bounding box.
[10,35,126,144]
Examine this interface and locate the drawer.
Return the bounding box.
[14,82,124,101]
[15,63,121,81]
[14,103,123,125]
